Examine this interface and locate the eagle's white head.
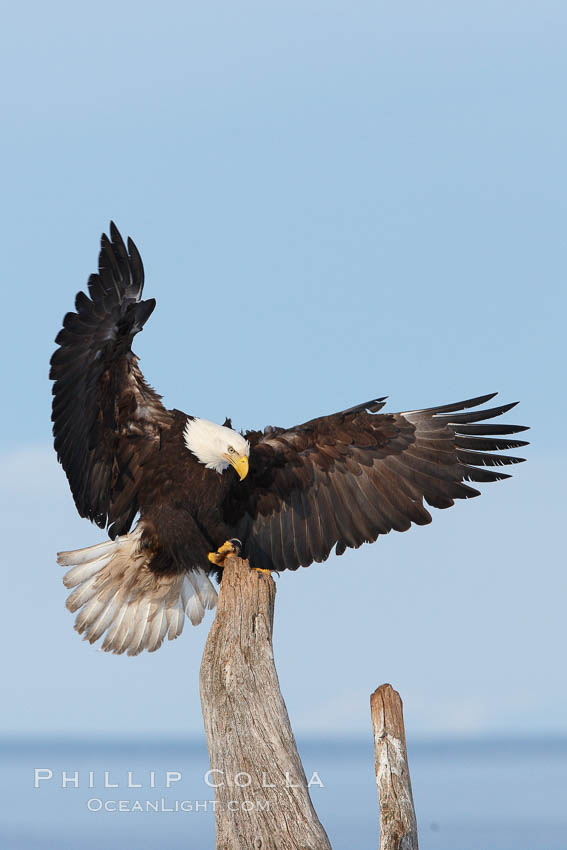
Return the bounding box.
[183,418,250,479]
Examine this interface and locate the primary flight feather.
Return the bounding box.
[50,224,528,655]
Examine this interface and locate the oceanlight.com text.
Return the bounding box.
[86,798,271,813]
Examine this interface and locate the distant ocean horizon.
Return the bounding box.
[2,735,566,850]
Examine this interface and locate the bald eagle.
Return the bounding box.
[50,224,527,656]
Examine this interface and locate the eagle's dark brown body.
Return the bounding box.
[50,224,528,654]
[135,411,236,577]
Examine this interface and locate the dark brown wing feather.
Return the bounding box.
[227,394,528,571]
[50,223,172,537]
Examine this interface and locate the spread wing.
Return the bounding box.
[50,223,172,538]
[227,394,528,572]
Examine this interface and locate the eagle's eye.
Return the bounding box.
[227,446,236,455]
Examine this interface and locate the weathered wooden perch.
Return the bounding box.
[200,555,332,850]
[371,684,419,850]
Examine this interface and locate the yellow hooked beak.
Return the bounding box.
[226,454,249,481]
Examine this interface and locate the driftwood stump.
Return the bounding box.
[200,555,332,850]
[371,684,419,850]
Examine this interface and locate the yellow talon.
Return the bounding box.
[254,568,272,575]
[208,539,241,567]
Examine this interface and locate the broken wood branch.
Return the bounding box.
[200,555,332,850]
[371,683,419,850]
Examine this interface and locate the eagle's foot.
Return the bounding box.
[207,538,242,567]
[254,568,272,576]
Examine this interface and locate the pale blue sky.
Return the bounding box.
[1,1,564,739]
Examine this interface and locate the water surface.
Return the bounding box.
[2,737,566,849]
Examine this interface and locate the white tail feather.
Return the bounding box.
[129,600,153,656]
[58,525,218,655]
[66,574,100,612]
[86,592,121,643]
[146,606,168,653]
[189,569,218,610]
[57,539,116,566]
[166,596,184,641]
[62,554,113,589]
[186,593,205,626]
